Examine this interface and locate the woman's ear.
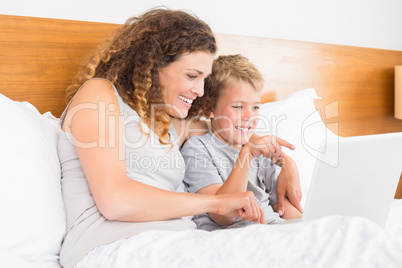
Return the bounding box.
[209,111,214,119]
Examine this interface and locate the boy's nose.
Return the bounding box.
[242,109,252,120]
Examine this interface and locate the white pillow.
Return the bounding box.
[255,88,339,207]
[0,246,38,268]
[0,94,65,267]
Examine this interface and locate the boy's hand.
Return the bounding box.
[244,134,295,163]
[276,156,303,215]
[277,181,303,215]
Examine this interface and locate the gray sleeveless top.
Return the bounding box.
[58,79,192,268]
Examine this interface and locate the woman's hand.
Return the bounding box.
[244,134,295,163]
[276,155,303,215]
[214,191,266,225]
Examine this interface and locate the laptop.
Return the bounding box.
[295,132,402,227]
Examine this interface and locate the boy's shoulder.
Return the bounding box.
[181,131,213,149]
[181,131,224,154]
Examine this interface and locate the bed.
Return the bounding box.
[1,14,402,267]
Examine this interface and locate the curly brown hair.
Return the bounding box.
[67,8,217,144]
[189,54,264,118]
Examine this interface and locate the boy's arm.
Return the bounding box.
[181,138,264,226]
[246,134,301,213]
[197,147,263,226]
[272,199,302,220]
[276,155,303,215]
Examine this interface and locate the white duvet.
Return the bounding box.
[74,200,402,268]
[1,200,401,268]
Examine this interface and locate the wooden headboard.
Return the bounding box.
[1,14,401,198]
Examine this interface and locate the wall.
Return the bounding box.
[2,0,402,51]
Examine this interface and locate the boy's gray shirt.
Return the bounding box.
[181,131,283,231]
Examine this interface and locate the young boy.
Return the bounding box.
[181,55,302,231]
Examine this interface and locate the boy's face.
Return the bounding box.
[210,81,261,149]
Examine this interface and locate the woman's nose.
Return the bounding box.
[191,80,204,97]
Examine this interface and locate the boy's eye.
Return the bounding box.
[232,105,242,109]
[253,106,260,110]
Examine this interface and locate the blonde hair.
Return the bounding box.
[189,54,263,117]
[67,8,216,144]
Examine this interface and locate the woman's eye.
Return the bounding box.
[187,74,197,79]
[253,106,260,110]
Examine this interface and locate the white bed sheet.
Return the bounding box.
[76,199,402,268]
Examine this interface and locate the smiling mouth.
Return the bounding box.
[235,126,251,133]
[179,95,193,105]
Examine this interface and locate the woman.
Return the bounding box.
[58,8,301,267]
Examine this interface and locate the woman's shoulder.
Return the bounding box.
[62,78,119,132]
[75,78,116,102]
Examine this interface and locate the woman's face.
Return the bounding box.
[159,51,214,118]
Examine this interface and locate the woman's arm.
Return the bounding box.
[63,79,264,223]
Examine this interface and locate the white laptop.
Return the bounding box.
[297,132,402,227]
